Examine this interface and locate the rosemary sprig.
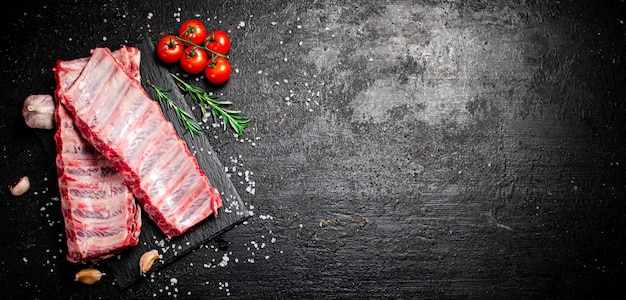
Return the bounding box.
[171,73,251,137]
[149,82,203,138]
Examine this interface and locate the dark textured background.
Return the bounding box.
[1,0,625,299]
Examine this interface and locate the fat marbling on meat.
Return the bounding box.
[54,46,142,262]
[59,47,223,239]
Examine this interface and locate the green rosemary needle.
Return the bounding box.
[149,82,203,138]
[171,73,251,137]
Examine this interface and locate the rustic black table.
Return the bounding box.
[1,0,625,299]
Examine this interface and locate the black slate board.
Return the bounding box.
[37,38,250,289]
[105,38,250,289]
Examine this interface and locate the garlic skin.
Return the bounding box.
[139,249,162,275]
[10,176,30,196]
[22,94,55,129]
[74,268,104,285]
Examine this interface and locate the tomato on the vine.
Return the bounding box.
[205,30,231,55]
[180,47,208,74]
[205,56,232,85]
[178,19,207,45]
[156,35,184,64]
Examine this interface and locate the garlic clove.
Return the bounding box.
[74,268,104,285]
[139,249,162,276]
[10,176,30,196]
[22,94,55,129]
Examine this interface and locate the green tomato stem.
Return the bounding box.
[175,36,229,59]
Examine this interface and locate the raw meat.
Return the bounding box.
[54,46,142,262]
[59,47,223,239]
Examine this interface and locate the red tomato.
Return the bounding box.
[205,56,232,85]
[205,30,231,55]
[178,19,207,45]
[180,47,208,74]
[156,35,184,64]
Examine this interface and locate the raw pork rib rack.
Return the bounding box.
[58,47,223,240]
[54,46,142,262]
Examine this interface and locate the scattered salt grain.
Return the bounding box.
[245,185,255,195]
[217,253,230,267]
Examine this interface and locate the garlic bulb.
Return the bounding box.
[22,94,55,129]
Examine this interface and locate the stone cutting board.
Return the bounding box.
[38,37,250,289]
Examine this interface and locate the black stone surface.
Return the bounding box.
[1,0,625,299]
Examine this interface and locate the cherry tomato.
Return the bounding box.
[178,19,207,45]
[156,35,184,64]
[205,56,231,85]
[205,30,231,55]
[180,47,208,74]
